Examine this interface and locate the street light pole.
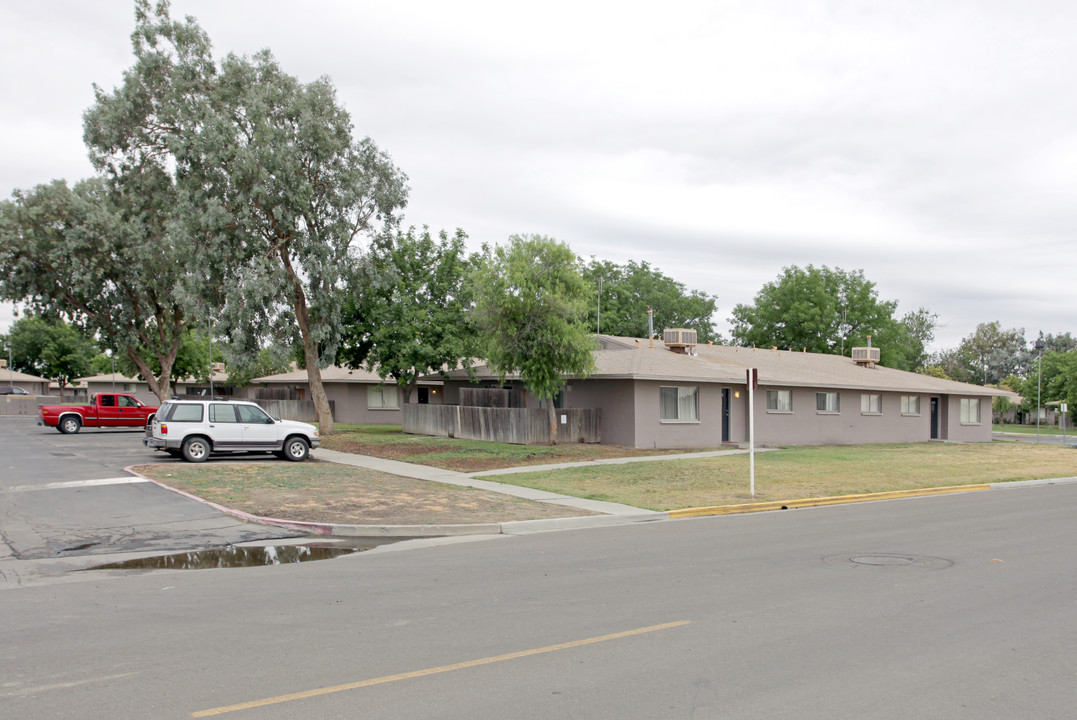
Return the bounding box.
[1035,338,1045,443]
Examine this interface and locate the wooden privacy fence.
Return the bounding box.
[403,404,600,445]
[253,399,333,424]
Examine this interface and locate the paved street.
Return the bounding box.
[2,428,1075,719]
[993,431,1075,446]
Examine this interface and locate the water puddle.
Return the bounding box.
[85,540,399,571]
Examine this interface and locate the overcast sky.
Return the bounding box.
[2,1,1074,351]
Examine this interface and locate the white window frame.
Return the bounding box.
[766,389,792,413]
[860,393,882,415]
[960,397,981,424]
[368,384,400,410]
[660,385,699,423]
[816,392,840,414]
[901,395,921,416]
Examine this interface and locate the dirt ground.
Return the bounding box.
[131,462,596,526]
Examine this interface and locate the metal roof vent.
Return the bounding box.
[663,328,698,354]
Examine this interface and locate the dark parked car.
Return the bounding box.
[0,386,33,395]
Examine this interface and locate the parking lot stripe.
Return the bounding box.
[5,477,149,493]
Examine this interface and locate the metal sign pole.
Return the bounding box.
[747,368,756,498]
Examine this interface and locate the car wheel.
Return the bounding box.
[58,416,82,434]
[182,436,211,463]
[282,436,309,462]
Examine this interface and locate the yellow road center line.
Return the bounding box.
[192,620,691,717]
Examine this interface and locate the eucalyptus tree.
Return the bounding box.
[0,174,190,401]
[84,1,408,431]
[187,50,408,433]
[933,322,1026,385]
[339,226,476,403]
[471,235,596,443]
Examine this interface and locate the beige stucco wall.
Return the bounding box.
[563,379,637,446]
[748,388,992,446]
[942,395,992,443]
[261,381,443,425]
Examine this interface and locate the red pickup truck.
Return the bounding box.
[38,393,159,434]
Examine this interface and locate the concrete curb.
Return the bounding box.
[668,484,993,518]
[125,464,1077,539]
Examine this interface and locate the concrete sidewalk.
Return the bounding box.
[312,447,664,523]
[297,447,777,537]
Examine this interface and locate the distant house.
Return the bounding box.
[250,365,444,425]
[0,367,50,396]
[55,373,155,404]
[58,366,232,405]
[437,333,1012,448]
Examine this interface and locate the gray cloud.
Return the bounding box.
[3,0,1075,353]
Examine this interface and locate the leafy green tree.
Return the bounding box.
[3,315,97,399]
[84,2,409,432]
[1016,349,1077,425]
[471,235,596,443]
[729,265,907,365]
[222,344,294,389]
[0,175,190,401]
[339,227,476,402]
[579,259,720,342]
[107,330,225,393]
[933,322,1026,385]
[916,365,951,380]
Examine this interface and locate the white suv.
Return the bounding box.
[144,399,320,462]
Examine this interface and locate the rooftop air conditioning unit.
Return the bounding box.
[851,346,881,367]
[663,328,698,353]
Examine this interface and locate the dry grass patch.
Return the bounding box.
[490,443,1077,511]
[130,462,594,525]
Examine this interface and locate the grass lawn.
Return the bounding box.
[994,423,1074,437]
[130,462,594,525]
[483,442,1077,512]
[318,424,711,472]
[134,436,1077,526]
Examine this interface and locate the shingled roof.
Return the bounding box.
[446,335,1010,398]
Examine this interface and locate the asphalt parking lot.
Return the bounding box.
[0,417,298,567]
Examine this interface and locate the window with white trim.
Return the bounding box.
[901,396,921,415]
[368,384,400,409]
[816,392,840,413]
[860,393,882,414]
[960,397,981,424]
[766,390,792,412]
[660,386,699,422]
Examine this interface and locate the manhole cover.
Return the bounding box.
[823,553,953,569]
[851,555,914,566]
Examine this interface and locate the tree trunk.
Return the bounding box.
[293,289,335,434]
[303,344,334,434]
[127,345,174,402]
[547,400,559,446]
